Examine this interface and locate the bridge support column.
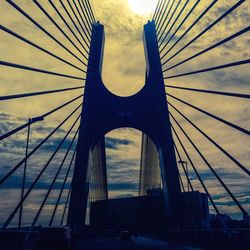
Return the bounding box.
[143,21,181,226]
[68,21,182,231]
[67,23,105,232]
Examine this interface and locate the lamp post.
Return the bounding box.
[18,116,44,229]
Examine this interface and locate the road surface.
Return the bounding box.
[76,236,201,250]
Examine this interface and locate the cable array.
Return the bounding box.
[152,0,249,218]
[0,0,96,229]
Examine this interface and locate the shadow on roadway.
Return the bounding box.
[76,236,202,250]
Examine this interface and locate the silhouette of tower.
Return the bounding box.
[68,21,181,231]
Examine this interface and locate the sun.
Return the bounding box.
[128,0,158,16]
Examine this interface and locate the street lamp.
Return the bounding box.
[18,116,44,229]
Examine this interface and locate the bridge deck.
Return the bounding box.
[76,236,201,250]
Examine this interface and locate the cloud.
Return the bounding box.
[105,137,133,150]
[0,0,249,226]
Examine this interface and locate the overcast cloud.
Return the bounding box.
[0,0,249,226]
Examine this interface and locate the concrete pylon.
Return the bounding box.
[67,21,181,232]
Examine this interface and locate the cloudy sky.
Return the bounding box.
[0,0,249,227]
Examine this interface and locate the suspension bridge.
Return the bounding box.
[0,0,249,249]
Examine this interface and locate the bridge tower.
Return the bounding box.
[67,21,181,231]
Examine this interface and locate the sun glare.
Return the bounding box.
[128,0,158,16]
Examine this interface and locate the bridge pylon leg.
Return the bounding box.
[67,23,105,232]
[143,21,182,227]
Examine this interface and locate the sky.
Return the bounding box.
[0,0,249,227]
